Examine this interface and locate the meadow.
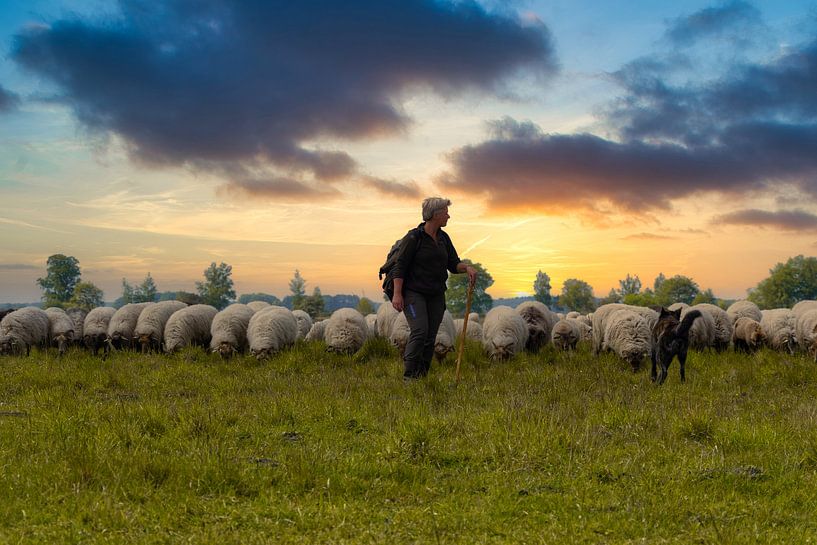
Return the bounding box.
[1,340,817,544]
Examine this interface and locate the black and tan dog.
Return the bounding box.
[650,307,702,385]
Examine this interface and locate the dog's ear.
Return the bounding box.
[658,306,669,317]
[672,308,682,320]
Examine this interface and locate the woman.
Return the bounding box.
[392,197,477,379]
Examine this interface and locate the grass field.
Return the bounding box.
[1,339,817,543]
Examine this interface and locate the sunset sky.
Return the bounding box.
[1,0,816,303]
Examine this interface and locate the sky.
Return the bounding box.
[1,0,816,303]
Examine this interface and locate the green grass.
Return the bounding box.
[1,339,817,543]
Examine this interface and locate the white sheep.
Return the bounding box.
[515,301,557,352]
[468,312,480,324]
[434,310,457,362]
[305,319,327,342]
[164,304,218,353]
[365,313,378,337]
[551,318,591,351]
[210,303,256,358]
[389,312,411,356]
[792,300,817,318]
[134,300,187,353]
[692,303,732,351]
[565,311,581,320]
[247,306,298,359]
[45,307,75,356]
[0,307,50,356]
[454,318,483,342]
[291,309,313,340]
[246,301,271,312]
[482,306,529,361]
[727,300,762,326]
[592,304,657,355]
[760,308,797,354]
[797,309,817,360]
[681,304,716,350]
[602,309,652,371]
[324,307,369,355]
[667,302,689,312]
[376,303,399,338]
[733,316,765,353]
[83,306,116,355]
[65,308,87,344]
[107,302,153,351]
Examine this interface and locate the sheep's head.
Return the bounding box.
[251,347,273,361]
[622,348,648,372]
[749,325,765,349]
[54,333,69,356]
[488,339,516,361]
[215,341,237,359]
[0,335,13,355]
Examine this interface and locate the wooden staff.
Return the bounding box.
[455,280,475,382]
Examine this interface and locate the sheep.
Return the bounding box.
[247,306,298,359]
[667,302,689,312]
[565,311,581,320]
[797,309,817,360]
[0,307,50,356]
[365,313,378,337]
[164,304,218,353]
[324,307,369,355]
[65,308,87,344]
[454,318,483,342]
[305,319,327,342]
[692,303,732,351]
[45,307,75,356]
[134,300,187,353]
[732,317,765,353]
[515,301,557,352]
[434,310,457,362]
[246,301,271,312]
[727,300,762,326]
[107,302,153,351]
[389,312,411,356]
[482,306,529,361]
[376,303,399,338]
[83,307,116,355]
[760,308,797,354]
[291,310,313,340]
[551,318,591,351]
[679,304,716,350]
[592,304,658,355]
[210,303,255,358]
[468,312,479,324]
[793,300,817,318]
[602,309,652,371]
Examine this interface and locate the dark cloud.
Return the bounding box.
[219,176,341,201]
[12,0,556,193]
[440,11,817,214]
[360,176,421,200]
[712,209,817,231]
[664,1,763,47]
[0,84,20,112]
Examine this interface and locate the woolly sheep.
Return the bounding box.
[454,318,483,342]
[565,311,581,320]
[83,306,116,355]
[247,306,298,359]
[551,318,591,351]
[482,306,529,361]
[246,300,271,312]
[468,312,479,324]
[305,319,327,342]
[693,303,732,351]
[515,301,557,352]
[108,302,153,351]
[602,309,652,371]
[389,312,411,356]
[291,309,313,340]
[45,307,75,356]
[210,303,255,358]
[792,300,817,318]
[592,304,657,355]
[0,307,50,356]
[667,302,689,312]
[164,304,218,353]
[365,313,377,337]
[797,309,817,360]
[434,310,457,362]
[65,308,87,344]
[681,304,716,350]
[727,300,762,326]
[376,303,399,338]
[324,307,369,355]
[760,308,797,354]
[134,300,187,353]
[732,316,765,353]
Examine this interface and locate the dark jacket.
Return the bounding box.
[393,223,461,295]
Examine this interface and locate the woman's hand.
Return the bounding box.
[392,292,404,312]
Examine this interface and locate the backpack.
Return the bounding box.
[379,227,423,301]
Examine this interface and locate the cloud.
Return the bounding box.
[360,176,421,200]
[0,263,38,271]
[218,176,341,201]
[12,0,557,196]
[664,1,763,47]
[621,232,676,241]
[0,84,19,112]
[712,209,817,231]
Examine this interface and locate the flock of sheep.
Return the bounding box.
[0,297,816,371]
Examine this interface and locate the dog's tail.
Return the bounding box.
[675,309,702,338]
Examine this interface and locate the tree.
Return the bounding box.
[289,269,306,310]
[138,273,158,302]
[599,288,621,305]
[119,278,136,307]
[301,286,325,318]
[653,272,666,292]
[623,289,657,307]
[692,288,717,305]
[619,274,642,296]
[654,275,699,306]
[238,293,282,306]
[176,291,204,305]
[195,262,236,310]
[357,297,376,315]
[36,254,81,308]
[446,262,493,316]
[69,281,104,311]
[747,255,817,309]
[533,270,552,306]
[559,278,596,313]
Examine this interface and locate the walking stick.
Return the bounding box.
[455,280,474,382]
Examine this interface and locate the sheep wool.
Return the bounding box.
[45,307,75,355]
[760,308,797,354]
[325,308,369,355]
[482,306,529,361]
[602,309,652,371]
[164,305,218,353]
[247,306,298,359]
[551,318,591,351]
[305,319,327,342]
[65,308,87,342]
[796,309,817,358]
[210,303,255,358]
[134,301,187,353]
[732,316,765,353]
[467,312,480,324]
[0,307,50,356]
[83,306,116,355]
[434,310,457,361]
[515,301,557,352]
[683,304,716,350]
[454,318,483,342]
[792,300,817,318]
[291,310,313,340]
[365,314,378,337]
[389,312,411,356]
[727,300,762,326]
[692,303,732,351]
[376,303,399,339]
[592,304,657,354]
[246,301,271,313]
[108,302,153,350]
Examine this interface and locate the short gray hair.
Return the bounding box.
[422,197,451,221]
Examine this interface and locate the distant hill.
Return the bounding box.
[492,296,535,309]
